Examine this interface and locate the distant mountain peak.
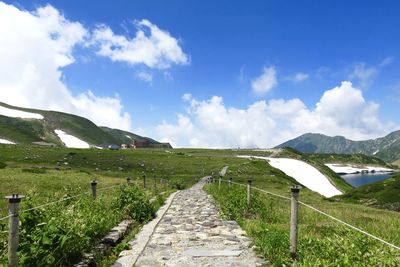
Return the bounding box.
[0,102,170,149]
[276,131,400,163]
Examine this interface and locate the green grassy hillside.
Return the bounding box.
[335,172,400,211]
[0,102,163,147]
[307,153,393,168]
[100,126,162,145]
[1,146,399,265]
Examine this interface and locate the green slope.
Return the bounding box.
[0,102,163,147]
[335,172,400,211]
[100,127,161,144]
[306,153,393,168]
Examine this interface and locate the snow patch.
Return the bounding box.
[239,156,342,197]
[55,130,90,149]
[0,106,43,119]
[325,163,394,175]
[0,138,15,144]
[126,135,132,139]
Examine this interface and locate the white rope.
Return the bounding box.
[20,192,89,214]
[220,179,291,200]
[298,200,400,251]
[216,179,400,251]
[1,183,125,218]
[0,214,12,221]
[96,184,123,192]
[252,187,291,200]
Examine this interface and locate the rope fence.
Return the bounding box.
[211,176,400,259]
[1,175,173,266]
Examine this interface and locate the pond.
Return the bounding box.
[340,172,395,187]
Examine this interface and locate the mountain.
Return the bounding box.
[276,131,400,163]
[0,102,170,148]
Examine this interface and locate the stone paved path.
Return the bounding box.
[128,177,265,267]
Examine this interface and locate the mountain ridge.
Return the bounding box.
[276,131,400,163]
[0,102,170,148]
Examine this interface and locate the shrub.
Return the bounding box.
[0,162,6,169]
[170,179,185,190]
[114,185,155,223]
[0,185,156,266]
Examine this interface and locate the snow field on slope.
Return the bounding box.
[0,138,15,144]
[0,106,43,119]
[325,163,394,174]
[239,156,342,197]
[54,130,90,149]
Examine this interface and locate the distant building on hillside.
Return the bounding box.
[151,143,173,149]
[134,140,150,148]
[99,143,120,150]
[32,141,57,147]
[121,143,133,149]
[133,140,173,149]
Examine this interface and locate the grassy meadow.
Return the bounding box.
[205,158,400,266]
[0,144,399,265]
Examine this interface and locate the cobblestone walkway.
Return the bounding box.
[130,177,265,267]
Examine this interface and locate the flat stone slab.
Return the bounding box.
[182,248,243,257]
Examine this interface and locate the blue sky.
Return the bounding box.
[1,1,400,147]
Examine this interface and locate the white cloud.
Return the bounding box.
[287,72,309,82]
[154,81,397,148]
[182,93,193,101]
[380,57,394,66]
[135,70,153,83]
[157,114,194,147]
[348,63,377,88]
[251,66,277,95]
[0,3,132,130]
[92,19,189,69]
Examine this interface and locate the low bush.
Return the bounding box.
[114,185,154,223]
[0,162,6,169]
[0,185,156,266]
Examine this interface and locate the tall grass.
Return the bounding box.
[0,184,159,266]
[206,184,400,266]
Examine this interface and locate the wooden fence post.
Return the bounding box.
[143,174,146,189]
[91,180,97,199]
[218,176,221,190]
[290,185,301,260]
[229,177,232,188]
[247,180,252,209]
[5,194,24,267]
[126,177,132,185]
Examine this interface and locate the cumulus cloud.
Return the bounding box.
[92,19,189,69]
[155,81,397,148]
[251,66,277,95]
[0,2,133,130]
